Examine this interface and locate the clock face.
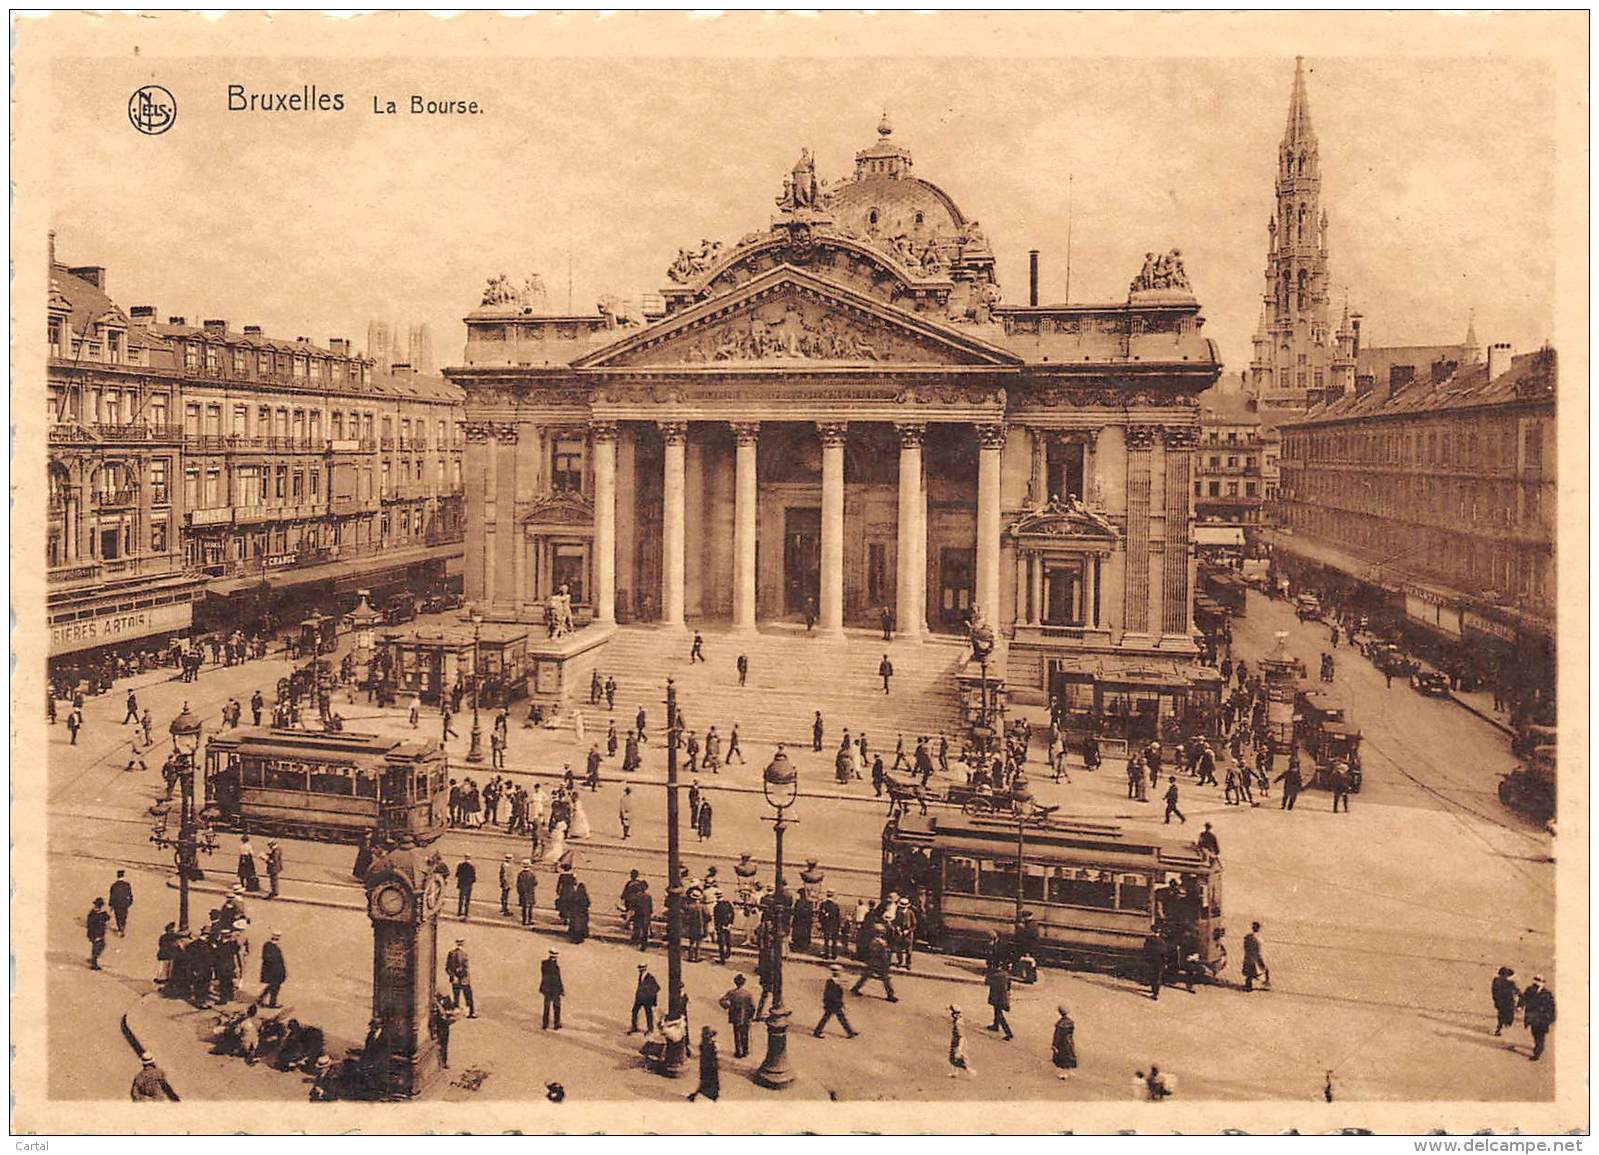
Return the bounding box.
[423,872,445,915]
[373,882,410,920]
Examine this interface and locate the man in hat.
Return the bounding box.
[430,993,460,1070]
[540,950,564,1030]
[517,859,539,926]
[1242,921,1268,992]
[1491,966,1519,1036]
[986,961,1015,1040]
[86,897,111,970]
[618,786,634,840]
[817,890,843,960]
[445,938,476,1018]
[850,929,897,1001]
[813,964,858,1039]
[630,964,661,1034]
[499,854,515,917]
[130,1052,168,1101]
[947,1006,975,1077]
[265,840,283,899]
[455,855,476,918]
[108,870,134,937]
[893,897,919,970]
[718,973,756,1058]
[1520,975,1556,1060]
[259,931,287,1008]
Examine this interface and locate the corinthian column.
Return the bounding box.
[731,422,760,632]
[659,421,688,627]
[895,423,926,640]
[591,421,619,625]
[818,421,848,636]
[975,424,1005,629]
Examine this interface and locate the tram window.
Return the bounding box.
[355,771,378,799]
[1117,873,1152,912]
[311,767,354,796]
[1021,863,1048,902]
[265,762,309,791]
[1048,867,1117,910]
[241,758,265,788]
[943,855,978,895]
[978,858,1020,899]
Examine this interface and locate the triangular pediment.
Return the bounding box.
[523,491,595,527]
[574,266,1021,370]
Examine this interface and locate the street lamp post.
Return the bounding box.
[754,747,798,1090]
[153,703,206,934]
[465,610,484,763]
[660,677,688,1075]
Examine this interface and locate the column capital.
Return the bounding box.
[491,422,520,443]
[1125,424,1161,451]
[730,421,762,446]
[975,423,1008,450]
[895,422,927,448]
[658,420,689,446]
[463,422,493,444]
[589,420,620,443]
[816,421,849,447]
[1161,425,1200,451]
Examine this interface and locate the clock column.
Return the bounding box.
[363,836,451,1099]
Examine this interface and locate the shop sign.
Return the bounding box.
[50,600,192,655]
[1463,610,1516,643]
[264,553,297,568]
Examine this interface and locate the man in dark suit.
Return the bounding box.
[718,973,756,1057]
[817,891,842,959]
[86,898,111,970]
[445,938,476,1018]
[540,950,564,1030]
[631,883,654,950]
[455,856,476,917]
[629,964,661,1034]
[108,870,134,936]
[713,895,736,964]
[736,654,749,687]
[259,931,287,1007]
[1520,976,1556,1060]
[516,860,538,926]
[813,964,858,1039]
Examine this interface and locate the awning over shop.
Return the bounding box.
[203,542,463,599]
[1194,526,1245,547]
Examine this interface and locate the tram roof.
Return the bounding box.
[207,726,441,762]
[890,812,1213,871]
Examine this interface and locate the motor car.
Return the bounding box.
[1410,669,1451,697]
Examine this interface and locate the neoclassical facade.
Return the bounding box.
[448,119,1221,702]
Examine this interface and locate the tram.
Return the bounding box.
[202,727,449,845]
[881,810,1226,976]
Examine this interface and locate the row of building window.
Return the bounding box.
[1283,470,1545,535]
[1286,417,1542,476]
[1194,481,1259,499]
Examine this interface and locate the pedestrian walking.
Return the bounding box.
[1051,1006,1078,1079]
[1275,762,1303,810]
[719,973,756,1056]
[455,855,476,917]
[130,1053,169,1101]
[569,881,591,944]
[813,964,858,1038]
[445,938,477,1017]
[108,870,134,936]
[736,653,748,686]
[813,710,825,752]
[880,605,894,641]
[850,932,897,1001]
[714,895,736,964]
[1242,921,1269,991]
[1127,754,1147,802]
[499,854,515,917]
[1143,925,1168,1000]
[265,840,283,898]
[1197,823,1220,861]
[123,689,140,725]
[1163,777,1186,825]
[630,964,661,1034]
[696,798,714,842]
[947,1006,976,1077]
[618,786,634,839]
[66,707,81,745]
[1520,976,1556,1060]
[687,1026,720,1102]
[1330,761,1351,812]
[1492,966,1519,1036]
[86,897,111,970]
[259,931,287,1007]
[879,654,894,694]
[140,709,154,747]
[252,690,265,727]
[517,859,538,925]
[540,950,564,1030]
[690,631,706,663]
[238,835,261,892]
[636,706,648,744]
[985,963,1015,1040]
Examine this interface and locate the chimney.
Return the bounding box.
[1350,313,1363,359]
[202,319,228,337]
[47,230,56,269]
[1487,341,1512,382]
[329,338,349,356]
[243,325,263,338]
[1353,373,1376,398]
[68,265,106,290]
[392,361,414,376]
[1429,358,1458,385]
[1389,364,1416,392]
[129,305,156,323]
[1028,250,1040,307]
[168,316,187,327]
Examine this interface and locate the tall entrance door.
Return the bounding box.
[939,547,975,629]
[783,507,821,615]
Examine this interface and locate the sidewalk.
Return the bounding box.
[1446,687,1517,739]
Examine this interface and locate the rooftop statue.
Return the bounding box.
[480,272,550,310]
[1130,249,1191,295]
[667,238,725,285]
[776,147,820,212]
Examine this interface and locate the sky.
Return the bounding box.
[45,52,1557,379]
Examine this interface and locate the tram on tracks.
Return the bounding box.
[202,727,449,845]
[880,810,1227,978]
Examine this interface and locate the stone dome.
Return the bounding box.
[826,115,969,252]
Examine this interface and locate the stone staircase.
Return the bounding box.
[582,624,969,753]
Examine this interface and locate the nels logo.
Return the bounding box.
[128,85,176,135]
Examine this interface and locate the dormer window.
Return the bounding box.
[914,211,924,227]
[867,208,879,229]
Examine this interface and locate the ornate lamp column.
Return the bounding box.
[894,423,926,641]
[659,421,688,627]
[591,421,619,625]
[363,838,451,1100]
[975,424,1006,627]
[731,422,761,632]
[753,747,799,1090]
[818,422,848,636]
[466,610,484,763]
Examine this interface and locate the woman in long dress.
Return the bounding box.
[568,795,592,840]
[1051,1006,1078,1079]
[568,882,591,944]
[237,835,260,892]
[687,1026,720,1102]
[542,820,569,864]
